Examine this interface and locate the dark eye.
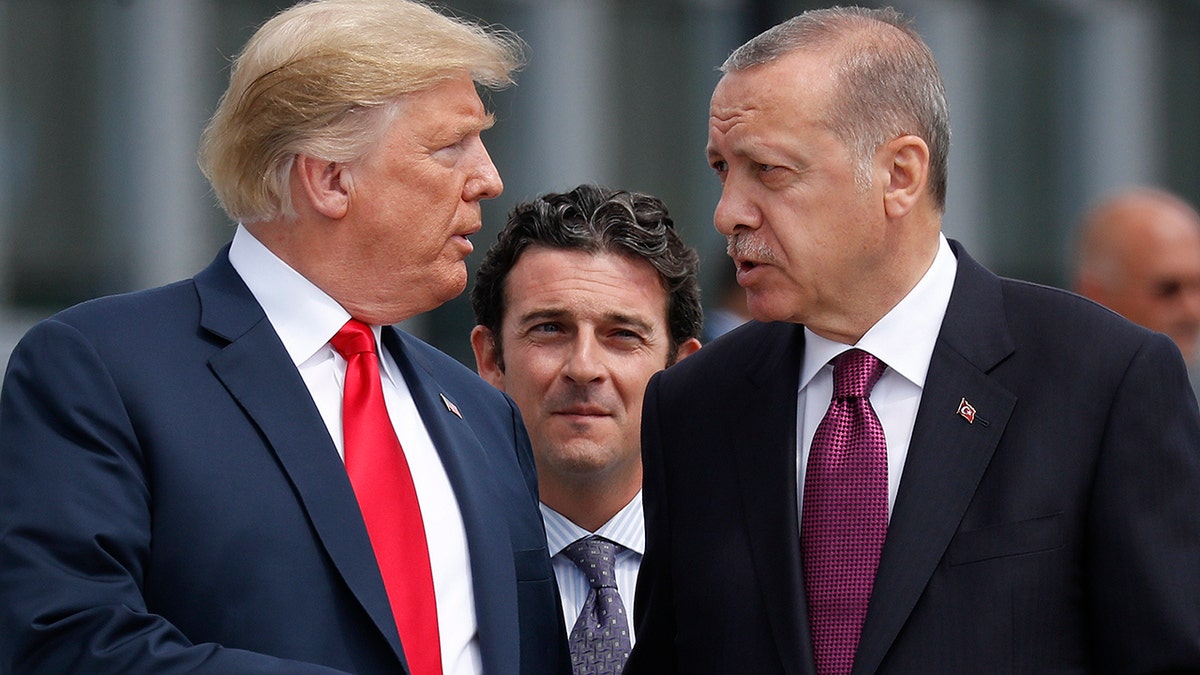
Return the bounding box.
[1155,281,1183,299]
[711,160,728,173]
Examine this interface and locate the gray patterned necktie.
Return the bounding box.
[563,536,631,675]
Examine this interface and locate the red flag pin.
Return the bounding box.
[957,398,977,423]
[441,393,463,419]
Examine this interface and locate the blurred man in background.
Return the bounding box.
[1073,186,1200,367]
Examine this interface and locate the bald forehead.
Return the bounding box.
[1085,191,1200,248]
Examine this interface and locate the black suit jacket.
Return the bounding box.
[626,241,1200,674]
[0,249,571,674]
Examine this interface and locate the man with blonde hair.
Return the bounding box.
[0,1,570,673]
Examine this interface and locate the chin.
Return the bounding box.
[547,442,620,473]
[746,296,794,324]
[429,271,468,305]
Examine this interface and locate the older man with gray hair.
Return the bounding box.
[627,6,1200,674]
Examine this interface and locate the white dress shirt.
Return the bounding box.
[228,225,481,674]
[541,492,644,643]
[796,234,958,520]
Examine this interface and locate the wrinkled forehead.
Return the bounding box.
[710,51,838,123]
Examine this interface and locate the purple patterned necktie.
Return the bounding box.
[801,348,889,675]
[563,536,631,675]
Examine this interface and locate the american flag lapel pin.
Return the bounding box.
[957,398,977,423]
[440,393,463,419]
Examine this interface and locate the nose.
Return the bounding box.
[561,334,605,385]
[713,178,759,237]
[466,138,503,201]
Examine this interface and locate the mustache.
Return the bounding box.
[726,233,779,264]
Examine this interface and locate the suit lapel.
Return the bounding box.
[383,328,519,674]
[731,323,817,675]
[853,242,1017,674]
[194,253,408,666]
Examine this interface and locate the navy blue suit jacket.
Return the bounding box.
[626,242,1200,674]
[0,249,571,674]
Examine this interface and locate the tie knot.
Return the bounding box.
[330,319,376,359]
[563,537,619,590]
[832,348,886,399]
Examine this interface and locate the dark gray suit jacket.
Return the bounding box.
[627,241,1200,674]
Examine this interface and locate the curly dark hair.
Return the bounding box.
[472,184,702,370]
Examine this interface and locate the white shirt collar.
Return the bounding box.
[541,491,645,557]
[799,233,957,390]
[227,224,352,368]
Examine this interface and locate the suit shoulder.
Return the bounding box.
[998,277,1153,346]
[46,280,200,333]
[392,331,508,401]
[988,277,1192,402]
[10,281,202,362]
[656,320,794,390]
[394,331,479,378]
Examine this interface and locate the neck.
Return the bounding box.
[811,228,942,344]
[541,472,640,533]
[245,219,423,325]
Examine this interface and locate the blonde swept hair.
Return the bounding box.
[197,0,525,223]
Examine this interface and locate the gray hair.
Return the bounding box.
[723,6,950,210]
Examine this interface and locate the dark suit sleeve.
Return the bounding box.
[1085,333,1200,671]
[0,320,350,674]
[624,370,680,674]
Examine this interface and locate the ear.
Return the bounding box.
[294,153,351,219]
[674,337,702,362]
[470,325,505,389]
[881,134,929,219]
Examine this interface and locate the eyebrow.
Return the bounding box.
[441,112,495,145]
[515,309,569,326]
[470,112,496,135]
[515,308,656,333]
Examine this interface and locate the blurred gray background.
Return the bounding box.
[2,0,1198,368]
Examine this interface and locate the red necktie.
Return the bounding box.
[330,319,442,675]
[801,349,888,675]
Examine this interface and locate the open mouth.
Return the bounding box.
[736,259,763,276]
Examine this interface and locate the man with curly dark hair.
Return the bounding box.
[471,184,702,675]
